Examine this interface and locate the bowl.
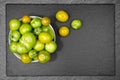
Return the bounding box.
[9,16,56,63]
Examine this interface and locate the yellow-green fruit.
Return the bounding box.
[38,50,50,63]
[56,10,69,22]
[21,54,32,64]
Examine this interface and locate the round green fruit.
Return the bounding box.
[17,43,28,54]
[19,23,32,34]
[9,42,18,53]
[10,31,21,42]
[19,32,36,51]
[38,50,50,63]
[42,26,50,32]
[30,18,41,28]
[9,18,21,31]
[71,19,82,30]
[45,41,57,53]
[28,50,38,58]
[34,27,42,35]
[34,40,44,51]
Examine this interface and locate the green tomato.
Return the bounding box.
[38,50,50,63]
[42,26,50,32]
[9,42,18,53]
[19,32,36,51]
[30,18,41,28]
[19,23,32,34]
[34,40,44,51]
[9,18,21,31]
[71,19,82,30]
[17,43,28,54]
[34,27,42,35]
[10,31,21,42]
[28,50,38,58]
[45,41,57,53]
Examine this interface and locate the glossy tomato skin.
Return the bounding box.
[21,54,32,64]
[34,40,44,51]
[9,18,21,31]
[34,27,42,35]
[41,17,51,26]
[58,26,70,37]
[45,41,57,53]
[17,43,28,54]
[38,50,50,63]
[42,26,50,32]
[22,15,31,23]
[38,32,52,43]
[28,50,38,58]
[19,23,32,34]
[30,18,41,28]
[9,42,18,53]
[19,32,36,51]
[56,10,69,22]
[71,19,82,30]
[10,31,21,42]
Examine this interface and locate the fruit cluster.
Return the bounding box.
[9,16,57,64]
[56,10,82,37]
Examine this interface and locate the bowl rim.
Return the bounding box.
[9,16,56,63]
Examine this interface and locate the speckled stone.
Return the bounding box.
[0,0,120,80]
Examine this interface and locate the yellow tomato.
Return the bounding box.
[58,26,70,37]
[56,10,69,22]
[41,17,51,26]
[22,15,31,23]
[38,32,52,43]
[21,54,32,64]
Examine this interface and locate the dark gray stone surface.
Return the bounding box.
[0,0,120,80]
[6,4,115,76]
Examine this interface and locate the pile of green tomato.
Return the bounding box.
[9,15,57,64]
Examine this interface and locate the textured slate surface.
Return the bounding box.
[0,0,120,80]
[6,4,115,76]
